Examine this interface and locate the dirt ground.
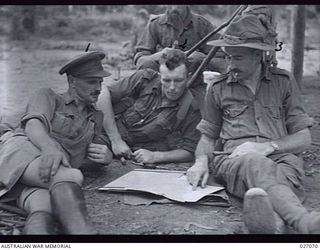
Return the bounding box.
[0,37,320,235]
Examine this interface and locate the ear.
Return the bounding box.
[255,50,263,60]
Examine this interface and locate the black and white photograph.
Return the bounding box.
[0,4,319,240]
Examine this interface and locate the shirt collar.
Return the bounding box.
[62,91,97,112]
[63,91,76,105]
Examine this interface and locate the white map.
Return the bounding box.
[98,169,225,203]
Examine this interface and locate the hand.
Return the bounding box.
[39,148,71,183]
[229,141,274,158]
[152,47,174,61]
[132,149,158,164]
[111,139,132,159]
[186,158,209,191]
[87,143,112,164]
[187,51,206,64]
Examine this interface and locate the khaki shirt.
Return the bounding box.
[197,67,314,152]
[107,69,201,153]
[0,88,104,196]
[134,9,221,64]
[20,88,103,167]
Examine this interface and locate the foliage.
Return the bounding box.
[1,5,319,42]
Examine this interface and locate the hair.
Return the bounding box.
[158,48,188,71]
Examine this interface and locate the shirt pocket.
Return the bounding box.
[51,112,76,138]
[263,105,282,120]
[223,104,248,119]
[143,117,172,141]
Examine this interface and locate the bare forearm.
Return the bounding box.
[271,128,311,154]
[153,149,193,163]
[25,119,58,151]
[97,88,122,142]
[195,134,216,163]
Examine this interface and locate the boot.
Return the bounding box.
[50,182,96,234]
[274,211,287,234]
[298,212,320,234]
[23,211,59,235]
[243,188,277,234]
[266,184,320,233]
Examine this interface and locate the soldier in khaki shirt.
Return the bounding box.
[98,49,201,165]
[0,52,112,234]
[134,5,226,74]
[187,14,319,234]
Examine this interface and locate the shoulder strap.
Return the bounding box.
[173,90,194,131]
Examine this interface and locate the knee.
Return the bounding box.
[52,167,84,186]
[22,189,52,214]
[240,153,276,175]
[241,152,270,164]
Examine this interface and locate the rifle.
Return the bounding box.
[186,5,248,88]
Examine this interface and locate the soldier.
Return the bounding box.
[134,5,226,74]
[186,14,319,234]
[0,51,112,234]
[97,49,201,165]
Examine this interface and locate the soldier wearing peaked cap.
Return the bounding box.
[0,51,112,234]
[187,14,319,234]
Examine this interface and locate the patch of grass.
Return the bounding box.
[105,13,134,32]
[302,75,320,90]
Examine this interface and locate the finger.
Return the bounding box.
[120,157,126,165]
[132,150,142,156]
[87,147,102,154]
[50,158,60,176]
[186,171,194,184]
[228,153,235,158]
[134,154,142,163]
[125,148,133,159]
[88,156,102,163]
[41,156,50,167]
[88,152,102,159]
[40,166,51,183]
[42,158,53,174]
[62,155,71,168]
[228,150,238,158]
[201,172,209,188]
[192,174,201,191]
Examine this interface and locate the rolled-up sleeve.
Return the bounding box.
[284,77,314,134]
[20,88,57,132]
[196,83,222,139]
[134,19,157,64]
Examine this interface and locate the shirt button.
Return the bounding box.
[152,107,156,110]
[140,119,144,123]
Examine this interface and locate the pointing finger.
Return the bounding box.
[192,174,201,191]
[201,172,209,188]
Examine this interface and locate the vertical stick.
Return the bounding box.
[291,5,306,89]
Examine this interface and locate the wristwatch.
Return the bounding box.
[270,141,280,153]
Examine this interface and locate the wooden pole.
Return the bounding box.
[291,5,306,89]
